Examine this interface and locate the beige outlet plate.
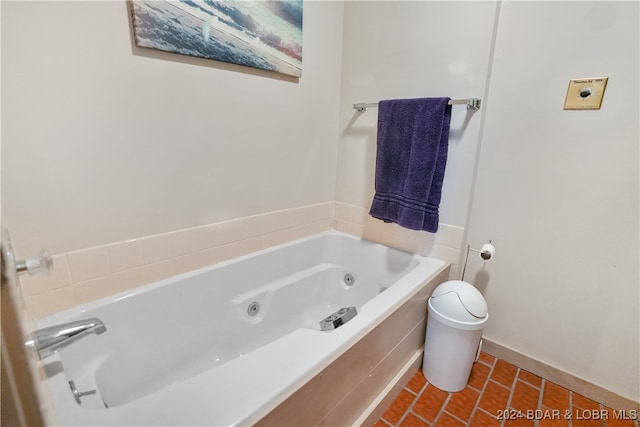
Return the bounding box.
[564,77,608,110]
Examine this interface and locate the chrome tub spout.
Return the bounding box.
[25,318,106,359]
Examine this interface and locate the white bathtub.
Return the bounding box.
[37,231,448,426]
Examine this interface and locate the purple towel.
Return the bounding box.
[369,97,452,232]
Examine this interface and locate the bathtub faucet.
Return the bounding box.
[25,318,107,359]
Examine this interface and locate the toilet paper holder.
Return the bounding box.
[461,240,495,281]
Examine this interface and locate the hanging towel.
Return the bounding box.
[369,97,452,232]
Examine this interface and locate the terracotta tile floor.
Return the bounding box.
[376,352,639,427]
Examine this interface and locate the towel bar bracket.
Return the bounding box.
[353,97,481,113]
[465,98,482,110]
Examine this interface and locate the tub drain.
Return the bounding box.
[344,273,355,286]
[247,301,260,317]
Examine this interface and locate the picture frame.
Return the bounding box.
[130,1,303,77]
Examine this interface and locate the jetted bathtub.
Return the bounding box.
[36,231,448,426]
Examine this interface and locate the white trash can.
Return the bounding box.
[422,280,488,392]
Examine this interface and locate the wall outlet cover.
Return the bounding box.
[564,77,608,110]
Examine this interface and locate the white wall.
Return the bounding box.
[1,1,344,255]
[464,1,639,402]
[336,1,497,229]
[337,0,638,403]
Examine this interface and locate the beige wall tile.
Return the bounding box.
[20,254,72,296]
[350,205,368,225]
[28,286,77,319]
[435,245,461,265]
[195,223,220,251]
[172,253,201,276]
[196,246,228,269]
[304,220,333,236]
[107,239,143,273]
[217,240,251,262]
[140,234,173,264]
[241,235,272,254]
[350,223,365,237]
[73,276,114,305]
[334,202,351,221]
[404,233,438,258]
[67,247,110,283]
[112,268,147,294]
[169,228,198,257]
[241,214,278,239]
[143,260,175,284]
[305,202,335,223]
[334,219,351,234]
[437,224,465,249]
[273,207,307,230]
[216,219,246,246]
[276,224,311,244]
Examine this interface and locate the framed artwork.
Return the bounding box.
[131,1,303,77]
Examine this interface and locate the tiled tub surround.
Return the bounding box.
[20,202,335,320]
[335,202,464,274]
[35,231,450,426]
[19,202,465,321]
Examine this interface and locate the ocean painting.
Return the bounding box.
[131,0,303,77]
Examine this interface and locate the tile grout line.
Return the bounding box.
[501,367,520,427]
[485,357,510,427]
[406,409,430,427]
[404,379,429,426]
[534,378,547,427]
[568,389,573,427]
[392,378,428,427]
[443,410,467,426]
[534,379,545,427]
[431,391,454,426]
[467,358,498,426]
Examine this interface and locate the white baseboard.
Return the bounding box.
[482,338,639,412]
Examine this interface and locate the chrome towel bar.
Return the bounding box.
[353,97,481,113]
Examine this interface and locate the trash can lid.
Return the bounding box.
[429,280,488,321]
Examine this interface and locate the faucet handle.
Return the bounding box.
[16,249,53,276]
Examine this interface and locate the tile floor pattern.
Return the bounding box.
[376,353,638,427]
